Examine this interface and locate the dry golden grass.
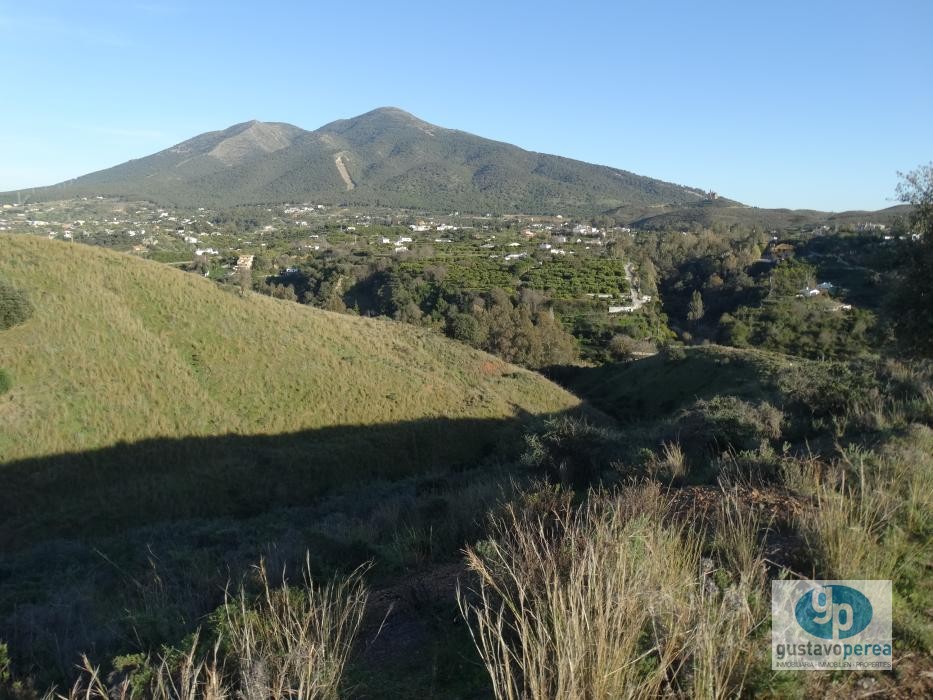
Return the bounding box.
[48,556,367,700]
[457,484,768,699]
[0,234,578,462]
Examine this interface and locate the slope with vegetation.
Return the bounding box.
[1,167,931,697]
[0,108,706,215]
[0,234,580,542]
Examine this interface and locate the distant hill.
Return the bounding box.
[0,107,709,215]
[607,198,911,230]
[0,234,579,545]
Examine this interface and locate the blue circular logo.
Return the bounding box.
[794,585,873,640]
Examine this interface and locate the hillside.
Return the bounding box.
[0,108,708,215]
[607,199,910,230]
[0,234,580,544]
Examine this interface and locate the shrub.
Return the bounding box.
[0,278,33,330]
[608,334,656,361]
[660,344,687,362]
[777,360,878,418]
[0,369,10,396]
[674,396,783,459]
[521,416,623,487]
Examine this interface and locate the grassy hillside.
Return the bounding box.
[0,108,707,215]
[0,234,579,543]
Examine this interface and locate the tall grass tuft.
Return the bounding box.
[798,459,900,580]
[218,556,369,699]
[457,484,768,699]
[46,556,368,700]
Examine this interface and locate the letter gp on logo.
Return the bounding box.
[794,584,873,640]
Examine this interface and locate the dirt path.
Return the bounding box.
[615,262,651,311]
[334,153,355,191]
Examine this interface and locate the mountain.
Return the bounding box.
[1,107,709,214]
[0,234,580,545]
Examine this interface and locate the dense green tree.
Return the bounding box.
[687,290,704,325]
[448,312,487,346]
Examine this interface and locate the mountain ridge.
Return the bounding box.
[0,107,712,215]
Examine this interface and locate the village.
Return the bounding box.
[0,194,898,339]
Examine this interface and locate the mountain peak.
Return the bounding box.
[317,106,441,141]
[368,106,413,115]
[209,120,304,165]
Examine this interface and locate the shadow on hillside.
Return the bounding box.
[2,410,591,685]
[0,410,580,551]
[544,348,777,425]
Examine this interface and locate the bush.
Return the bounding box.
[521,416,623,487]
[0,278,33,330]
[608,334,656,361]
[674,396,783,459]
[777,359,878,417]
[0,369,9,396]
[660,344,687,362]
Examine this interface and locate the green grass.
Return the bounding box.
[0,235,577,461]
[0,234,579,544]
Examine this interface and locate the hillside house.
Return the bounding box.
[609,305,636,314]
[234,254,254,271]
[572,224,602,237]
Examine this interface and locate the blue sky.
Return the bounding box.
[1,0,930,210]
